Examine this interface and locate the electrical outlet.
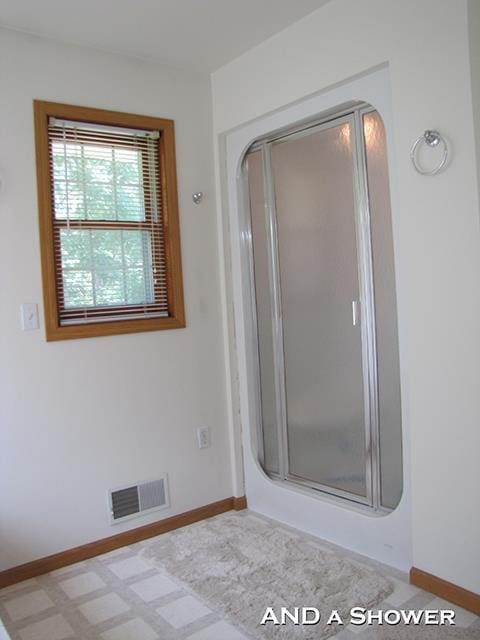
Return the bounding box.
[197,427,210,449]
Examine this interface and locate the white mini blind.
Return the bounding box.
[47,118,169,325]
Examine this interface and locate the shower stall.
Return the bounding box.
[244,103,402,512]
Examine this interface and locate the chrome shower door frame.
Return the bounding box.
[244,104,382,510]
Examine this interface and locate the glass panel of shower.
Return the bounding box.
[245,104,403,511]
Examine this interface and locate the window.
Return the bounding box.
[34,101,184,340]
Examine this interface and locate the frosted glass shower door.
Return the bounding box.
[270,118,368,499]
[245,106,402,510]
[246,150,280,474]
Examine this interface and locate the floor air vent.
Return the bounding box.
[108,475,169,524]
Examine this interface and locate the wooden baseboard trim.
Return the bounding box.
[410,567,480,615]
[232,495,247,510]
[0,496,245,589]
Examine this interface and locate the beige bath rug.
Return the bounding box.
[141,512,393,639]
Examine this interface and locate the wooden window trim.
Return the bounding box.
[34,100,185,341]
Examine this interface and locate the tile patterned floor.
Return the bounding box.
[1,511,479,640]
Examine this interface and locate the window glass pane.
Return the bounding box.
[60,229,154,308]
[85,184,115,219]
[84,145,113,182]
[115,148,141,184]
[52,144,65,181]
[91,230,123,269]
[53,182,85,219]
[60,229,91,269]
[117,185,144,220]
[126,268,147,304]
[53,182,68,218]
[65,145,83,182]
[51,142,145,221]
[123,231,148,267]
[95,270,125,306]
[63,271,94,308]
[66,184,85,218]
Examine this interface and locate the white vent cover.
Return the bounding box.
[108,475,169,524]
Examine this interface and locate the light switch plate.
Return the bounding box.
[20,303,39,331]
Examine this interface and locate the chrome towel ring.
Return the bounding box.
[410,130,448,176]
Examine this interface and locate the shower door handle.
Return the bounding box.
[352,300,360,327]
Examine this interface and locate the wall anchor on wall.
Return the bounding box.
[192,191,204,204]
[410,130,449,176]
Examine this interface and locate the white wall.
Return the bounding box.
[212,0,480,593]
[0,28,233,571]
[469,0,480,201]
